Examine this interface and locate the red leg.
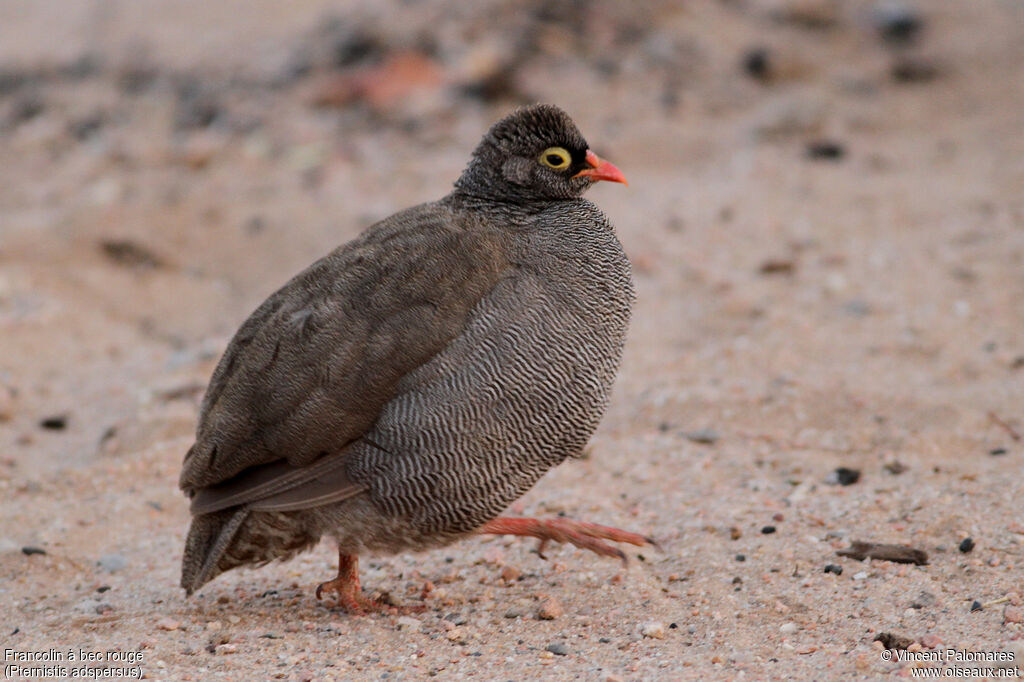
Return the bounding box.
[479,517,657,565]
[315,552,423,614]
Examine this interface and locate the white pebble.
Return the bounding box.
[640,621,666,639]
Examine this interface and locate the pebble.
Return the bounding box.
[761,526,777,534]
[0,384,14,420]
[640,621,666,639]
[39,415,67,430]
[826,468,861,486]
[396,616,422,632]
[537,597,563,620]
[872,1,924,45]
[545,642,569,656]
[971,600,982,612]
[1004,606,1023,624]
[683,428,719,444]
[98,554,127,572]
[214,643,238,655]
[853,571,868,580]
[156,618,179,631]
[958,538,975,553]
[824,564,843,575]
[499,565,521,582]
[21,546,47,556]
[921,634,942,649]
[780,622,799,634]
[445,627,467,643]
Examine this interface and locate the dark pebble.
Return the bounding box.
[742,47,772,81]
[39,415,67,431]
[830,467,861,485]
[873,2,924,46]
[805,140,846,161]
[96,585,111,593]
[989,448,1007,456]
[761,526,777,534]
[21,546,47,556]
[669,623,678,629]
[824,564,843,575]
[735,554,746,562]
[545,643,569,656]
[958,538,975,553]
[875,632,912,651]
[598,637,611,644]
[971,600,982,612]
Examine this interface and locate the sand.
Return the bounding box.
[1,1,1023,679]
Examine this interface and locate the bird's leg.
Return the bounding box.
[480,517,657,565]
[315,552,424,614]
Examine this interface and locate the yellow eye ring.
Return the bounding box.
[539,147,572,170]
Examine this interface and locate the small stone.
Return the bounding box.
[500,565,521,582]
[805,140,845,161]
[779,622,799,634]
[872,1,924,45]
[98,554,126,572]
[39,415,68,430]
[827,468,861,486]
[853,571,868,580]
[21,546,47,556]
[920,634,942,649]
[445,627,467,643]
[735,554,746,562]
[156,618,179,631]
[970,600,982,612]
[910,591,936,609]
[214,643,238,655]
[823,564,843,575]
[227,615,240,625]
[884,461,908,475]
[537,597,563,620]
[683,428,719,444]
[1004,606,1023,624]
[396,616,422,632]
[730,526,742,540]
[761,525,777,534]
[950,536,974,552]
[605,675,625,682]
[640,622,665,639]
[545,642,569,656]
[0,385,15,421]
[990,448,1008,456]
[504,609,524,619]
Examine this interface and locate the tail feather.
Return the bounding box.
[181,507,250,595]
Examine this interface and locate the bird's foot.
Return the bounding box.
[316,553,424,615]
[480,517,658,565]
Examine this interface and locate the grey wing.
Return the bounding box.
[180,205,509,513]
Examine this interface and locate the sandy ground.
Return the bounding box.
[2,1,1023,679]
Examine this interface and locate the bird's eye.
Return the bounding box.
[539,147,572,170]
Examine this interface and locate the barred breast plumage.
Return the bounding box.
[179,104,652,613]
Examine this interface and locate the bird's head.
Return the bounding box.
[454,104,627,203]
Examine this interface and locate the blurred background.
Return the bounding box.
[1,1,1023,677]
